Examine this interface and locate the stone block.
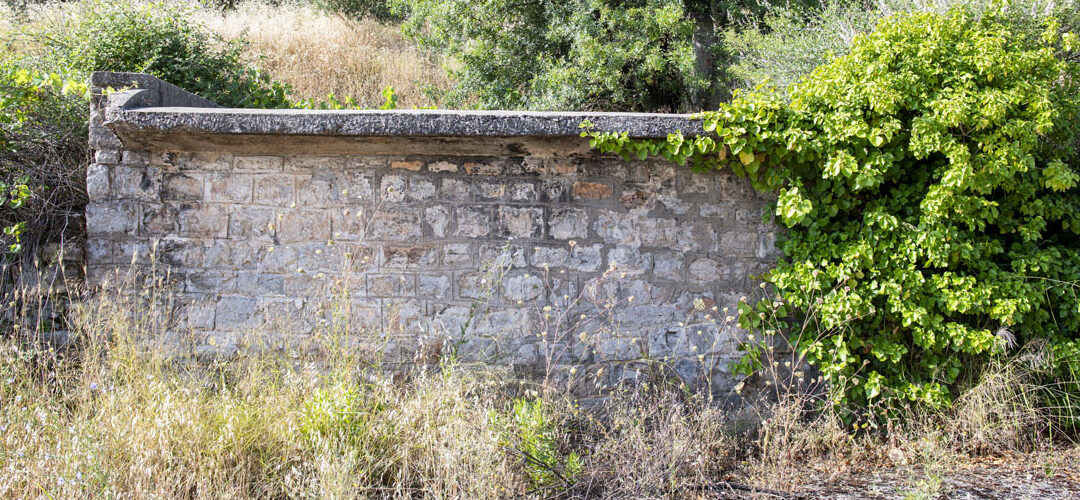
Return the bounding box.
[208,173,253,203]
[720,232,758,257]
[380,175,406,203]
[216,296,258,330]
[276,210,330,243]
[532,246,569,268]
[503,273,544,302]
[548,207,588,240]
[689,258,722,284]
[234,155,283,172]
[86,163,110,202]
[593,210,639,247]
[367,274,415,297]
[408,177,437,201]
[454,206,490,238]
[369,209,422,240]
[509,182,538,202]
[423,205,450,238]
[384,244,439,268]
[476,181,506,201]
[121,150,150,165]
[297,173,347,207]
[443,243,471,266]
[253,176,296,206]
[652,253,683,281]
[428,160,458,173]
[464,162,502,175]
[440,178,471,201]
[677,221,718,252]
[497,206,543,239]
[229,207,275,241]
[162,173,203,201]
[112,166,159,201]
[568,243,603,272]
[392,160,422,171]
[178,203,228,238]
[608,246,650,274]
[86,201,138,236]
[237,272,285,296]
[417,274,451,299]
[141,204,177,234]
[638,218,678,248]
[94,149,121,165]
[572,181,612,200]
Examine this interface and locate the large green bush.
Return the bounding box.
[589,10,1080,412]
[0,63,87,263]
[401,0,811,112]
[38,0,290,108]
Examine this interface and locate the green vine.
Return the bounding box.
[584,10,1080,413]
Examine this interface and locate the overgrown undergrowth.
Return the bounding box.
[1,275,1075,499]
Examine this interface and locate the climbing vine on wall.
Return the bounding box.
[585,10,1080,412]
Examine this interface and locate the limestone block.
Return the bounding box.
[689,258,722,284]
[95,149,121,165]
[383,244,439,268]
[593,210,639,247]
[276,210,330,243]
[548,207,588,240]
[720,232,758,257]
[112,166,160,201]
[443,243,471,266]
[237,272,285,296]
[652,253,683,281]
[178,205,229,238]
[162,173,204,201]
[380,175,407,202]
[207,173,253,203]
[440,178,471,201]
[215,295,258,330]
[572,181,612,201]
[369,209,422,240]
[367,274,415,297]
[497,206,543,239]
[568,243,603,272]
[234,155,283,172]
[86,201,138,236]
[509,182,538,202]
[476,181,506,201]
[417,274,452,299]
[454,206,490,238]
[677,221,718,252]
[531,246,569,268]
[141,204,177,234]
[86,163,110,202]
[229,207,275,241]
[253,175,296,206]
[296,173,348,207]
[408,177,437,201]
[503,273,544,302]
[428,160,458,173]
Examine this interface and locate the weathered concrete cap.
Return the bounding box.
[92,71,705,154]
[108,107,704,139]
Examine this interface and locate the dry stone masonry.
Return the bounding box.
[86,72,779,398]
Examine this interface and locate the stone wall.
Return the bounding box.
[86,72,778,398]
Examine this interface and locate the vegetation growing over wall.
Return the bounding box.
[587,10,1080,413]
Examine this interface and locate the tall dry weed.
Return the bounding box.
[195,1,452,108]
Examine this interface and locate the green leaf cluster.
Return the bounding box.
[400,0,803,111]
[587,10,1080,412]
[36,0,292,108]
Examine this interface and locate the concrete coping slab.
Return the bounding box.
[91,72,705,153]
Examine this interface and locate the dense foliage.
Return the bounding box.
[0,63,87,262]
[400,0,811,111]
[588,10,1080,412]
[38,0,291,108]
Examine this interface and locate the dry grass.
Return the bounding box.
[194,1,452,108]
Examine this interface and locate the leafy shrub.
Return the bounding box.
[37,0,291,108]
[0,62,87,263]
[588,10,1080,413]
[313,0,404,22]
[401,0,800,112]
[727,0,1080,92]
